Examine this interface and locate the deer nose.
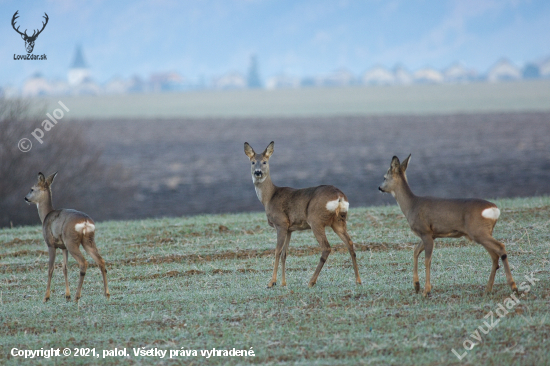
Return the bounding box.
[378,186,384,192]
[254,170,262,176]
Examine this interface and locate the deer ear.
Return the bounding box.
[244,142,255,159]
[263,141,274,159]
[401,154,411,172]
[390,156,401,172]
[37,172,46,183]
[45,172,58,186]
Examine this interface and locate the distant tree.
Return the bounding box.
[247,55,262,88]
[523,63,540,79]
[300,77,316,87]
[0,98,133,227]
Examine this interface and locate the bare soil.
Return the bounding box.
[79,111,550,221]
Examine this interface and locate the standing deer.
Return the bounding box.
[25,172,109,302]
[244,141,361,288]
[378,155,517,296]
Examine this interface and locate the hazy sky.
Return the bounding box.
[1,0,549,86]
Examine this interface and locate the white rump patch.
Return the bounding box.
[481,207,500,220]
[326,199,339,212]
[75,221,95,235]
[326,198,349,212]
[339,200,349,212]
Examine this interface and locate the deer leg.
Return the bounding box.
[82,237,110,299]
[44,247,56,303]
[268,228,287,288]
[421,235,434,297]
[476,236,517,293]
[62,249,71,301]
[280,231,292,287]
[309,225,331,287]
[67,245,87,302]
[413,240,425,293]
[500,251,518,293]
[485,251,500,293]
[332,222,361,285]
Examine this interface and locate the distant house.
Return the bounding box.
[127,75,147,93]
[22,73,72,96]
[320,68,356,87]
[444,63,477,82]
[105,77,130,94]
[363,66,395,85]
[149,72,187,92]
[22,73,52,96]
[265,75,300,89]
[487,59,521,82]
[212,72,247,90]
[393,66,413,85]
[413,67,444,84]
[538,58,550,78]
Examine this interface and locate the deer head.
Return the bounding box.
[12,11,49,54]
[244,141,274,184]
[25,172,57,205]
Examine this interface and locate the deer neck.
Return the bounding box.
[393,179,416,217]
[254,174,276,207]
[37,190,55,223]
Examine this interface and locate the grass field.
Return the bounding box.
[40,80,550,119]
[1,196,549,365]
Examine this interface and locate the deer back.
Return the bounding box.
[267,185,348,230]
[43,209,95,248]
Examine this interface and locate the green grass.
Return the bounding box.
[1,197,549,365]
[39,80,550,119]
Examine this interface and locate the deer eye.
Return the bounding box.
[263,161,266,165]
[251,161,255,165]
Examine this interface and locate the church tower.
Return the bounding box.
[68,45,91,86]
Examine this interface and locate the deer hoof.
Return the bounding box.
[43,297,50,303]
[105,293,111,299]
[308,281,316,288]
[267,282,276,288]
[423,291,431,298]
[414,282,420,293]
[65,295,71,301]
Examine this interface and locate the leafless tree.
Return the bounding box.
[0,98,133,227]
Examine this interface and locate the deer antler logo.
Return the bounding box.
[12,10,49,54]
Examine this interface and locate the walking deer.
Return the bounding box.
[378,155,517,296]
[25,172,110,302]
[244,141,361,288]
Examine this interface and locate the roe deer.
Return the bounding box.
[25,172,110,302]
[244,141,361,288]
[378,155,517,296]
